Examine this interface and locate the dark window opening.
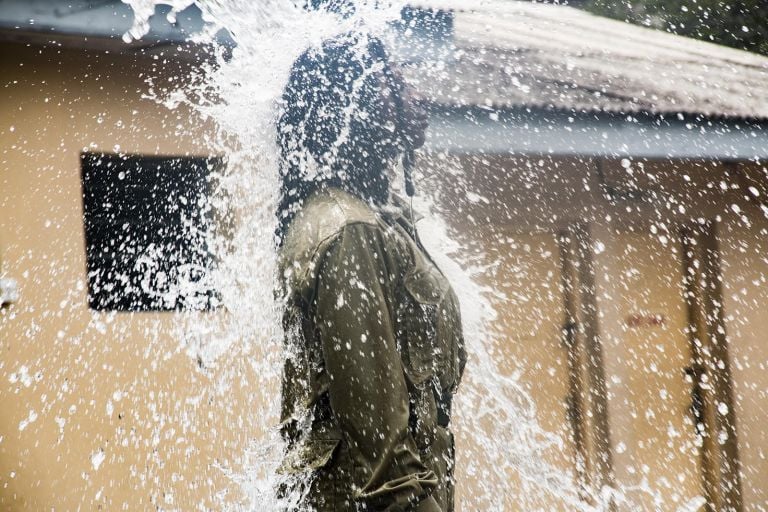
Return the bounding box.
[80,152,222,312]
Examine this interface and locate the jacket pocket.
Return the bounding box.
[278,438,341,475]
[419,426,454,511]
[278,438,350,512]
[401,268,445,385]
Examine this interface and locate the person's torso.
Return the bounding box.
[277,188,466,511]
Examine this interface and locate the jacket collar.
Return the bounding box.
[381,193,423,226]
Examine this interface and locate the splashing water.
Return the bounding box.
[118,1,676,510]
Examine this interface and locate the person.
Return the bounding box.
[275,32,466,512]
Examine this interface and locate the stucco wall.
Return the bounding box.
[0,42,272,510]
[431,154,767,511]
[2,40,767,511]
[720,205,768,510]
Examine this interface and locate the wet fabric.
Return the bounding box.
[277,187,466,512]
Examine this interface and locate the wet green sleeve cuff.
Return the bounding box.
[414,495,443,512]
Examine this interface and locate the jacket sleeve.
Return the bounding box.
[314,222,442,512]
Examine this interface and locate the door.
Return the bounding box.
[597,228,706,511]
[452,228,579,511]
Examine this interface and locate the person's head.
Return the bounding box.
[275,33,426,240]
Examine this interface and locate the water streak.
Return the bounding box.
[122,1,669,509]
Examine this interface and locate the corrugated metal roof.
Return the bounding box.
[403,0,768,120]
[3,0,767,120]
[0,0,233,51]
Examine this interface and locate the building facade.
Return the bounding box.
[2,1,768,510]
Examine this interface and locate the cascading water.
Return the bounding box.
[116,1,692,510]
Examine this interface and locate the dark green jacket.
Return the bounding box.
[277,187,466,512]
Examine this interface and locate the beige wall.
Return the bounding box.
[429,154,768,510]
[3,41,768,511]
[458,227,577,510]
[720,207,768,510]
[0,42,271,510]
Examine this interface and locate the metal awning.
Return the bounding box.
[3,0,767,160]
[427,107,768,160]
[0,0,232,48]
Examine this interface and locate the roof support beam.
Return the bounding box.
[426,108,768,161]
